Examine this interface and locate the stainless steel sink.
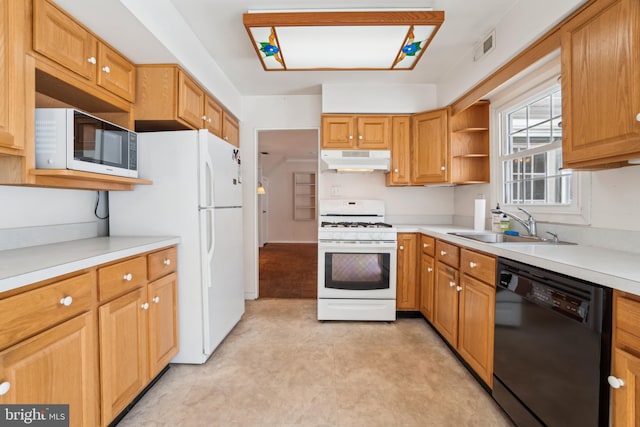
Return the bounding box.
[447,231,576,245]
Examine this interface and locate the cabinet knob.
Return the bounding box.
[224,136,229,141]
[348,135,353,140]
[449,281,456,287]
[394,168,399,173]
[636,113,640,122]
[423,243,430,248]
[153,296,160,304]
[469,261,477,268]
[202,115,207,121]
[141,302,149,310]
[102,65,111,74]
[87,56,96,64]
[59,296,73,306]
[427,267,433,273]
[0,381,10,396]
[358,135,363,140]
[456,286,463,292]
[399,245,404,250]
[608,375,625,389]
[440,166,446,171]
[123,273,133,281]
[208,117,212,123]
[440,250,447,256]
[163,258,171,266]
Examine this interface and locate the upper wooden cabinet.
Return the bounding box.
[386,115,411,186]
[0,0,26,153]
[561,0,640,169]
[222,111,240,147]
[321,115,391,149]
[32,0,135,103]
[451,101,490,183]
[411,108,450,184]
[135,64,238,145]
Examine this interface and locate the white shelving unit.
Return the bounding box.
[293,172,316,221]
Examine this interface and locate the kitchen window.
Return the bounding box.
[492,57,590,224]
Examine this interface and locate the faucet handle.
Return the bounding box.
[546,231,559,243]
[517,207,534,219]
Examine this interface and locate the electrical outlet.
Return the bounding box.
[330,186,341,196]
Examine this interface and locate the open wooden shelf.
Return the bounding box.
[451,100,490,184]
[30,169,152,191]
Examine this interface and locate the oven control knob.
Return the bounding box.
[608,376,625,389]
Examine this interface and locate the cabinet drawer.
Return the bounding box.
[436,240,460,268]
[148,246,177,282]
[615,294,640,339]
[421,235,435,256]
[0,272,93,350]
[98,257,147,302]
[460,249,496,285]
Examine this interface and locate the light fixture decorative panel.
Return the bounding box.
[243,10,444,71]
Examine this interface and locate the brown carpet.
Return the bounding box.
[259,243,317,298]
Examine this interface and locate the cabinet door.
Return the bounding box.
[222,112,240,147]
[204,95,223,137]
[321,115,355,149]
[32,0,97,81]
[396,233,418,310]
[357,116,390,149]
[411,108,450,184]
[419,254,435,321]
[0,0,25,150]
[433,261,459,346]
[99,288,148,426]
[148,273,179,379]
[458,274,495,387]
[177,70,205,129]
[0,312,98,427]
[387,116,411,185]
[561,0,640,168]
[97,42,135,102]
[610,347,640,427]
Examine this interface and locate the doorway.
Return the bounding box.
[257,129,318,298]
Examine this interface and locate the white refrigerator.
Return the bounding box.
[109,129,244,364]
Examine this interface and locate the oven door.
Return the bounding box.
[318,241,397,299]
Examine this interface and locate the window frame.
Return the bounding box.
[490,56,591,225]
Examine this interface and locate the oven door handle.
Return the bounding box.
[319,241,397,251]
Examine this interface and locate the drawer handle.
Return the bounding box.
[449,281,456,287]
[102,65,111,74]
[87,56,96,64]
[153,297,160,304]
[141,302,149,310]
[427,267,433,273]
[0,381,10,396]
[123,273,133,281]
[440,250,447,256]
[608,376,625,389]
[456,286,463,292]
[469,261,477,268]
[59,296,73,306]
[163,258,171,266]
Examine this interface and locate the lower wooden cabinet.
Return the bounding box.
[0,312,98,427]
[99,287,148,426]
[396,233,419,310]
[419,253,435,321]
[433,261,459,344]
[147,272,179,379]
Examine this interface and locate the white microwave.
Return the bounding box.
[35,108,138,178]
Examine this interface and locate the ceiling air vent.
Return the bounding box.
[473,29,495,62]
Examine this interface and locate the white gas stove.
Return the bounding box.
[317,200,397,321]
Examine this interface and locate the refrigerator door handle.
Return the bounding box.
[205,207,215,288]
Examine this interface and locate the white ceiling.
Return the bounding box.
[55,0,520,97]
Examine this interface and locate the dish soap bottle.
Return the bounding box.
[499,214,511,232]
[491,204,502,232]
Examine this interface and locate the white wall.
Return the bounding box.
[265,161,317,243]
[437,0,586,106]
[323,84,438,113]
[241,95,323,299]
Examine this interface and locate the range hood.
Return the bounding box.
[321,150,391,172]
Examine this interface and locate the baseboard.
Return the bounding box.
[263,240,318,244]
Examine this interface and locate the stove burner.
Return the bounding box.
[321,221,393,228]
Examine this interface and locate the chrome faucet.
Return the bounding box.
[491,207,538,237]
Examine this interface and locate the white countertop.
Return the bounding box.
[0,236,180,294]
[397,224,640,295]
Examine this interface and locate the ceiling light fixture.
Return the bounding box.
[243,9,444,71]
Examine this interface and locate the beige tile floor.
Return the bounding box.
[118,299,514,427]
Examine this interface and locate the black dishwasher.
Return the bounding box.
[493,258,612,427]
